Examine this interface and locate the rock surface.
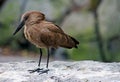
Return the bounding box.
[0,60,120,82]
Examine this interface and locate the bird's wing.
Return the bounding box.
[40,22,79,48]
[47,23,65,34]
[40,23,66,47]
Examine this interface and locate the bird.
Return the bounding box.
[13,10,79,74]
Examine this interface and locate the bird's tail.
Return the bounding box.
[69,36,79,48]
[59,35,79,49]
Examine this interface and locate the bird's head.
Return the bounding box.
[13,11,45,35]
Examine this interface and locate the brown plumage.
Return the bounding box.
[23,11,79,49]
[13,11,79,74]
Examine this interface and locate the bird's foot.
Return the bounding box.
[39,69,49,75]
[28,68,43,73]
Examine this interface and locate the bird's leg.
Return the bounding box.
[39,48,50,74]
[38,48,43,68]
[46,48,50,68]
[28,48,43,73]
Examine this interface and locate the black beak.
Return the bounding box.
[13,19,25,35]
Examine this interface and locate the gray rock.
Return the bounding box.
[0,61,120,82]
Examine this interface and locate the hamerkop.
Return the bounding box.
[13,11,79,74]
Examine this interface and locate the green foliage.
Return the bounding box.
[90,0,102,11]
[49,0,70,19]
[50,0,64,8]
[67,33,101,61]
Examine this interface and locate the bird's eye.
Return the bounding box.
[24,15,29,20]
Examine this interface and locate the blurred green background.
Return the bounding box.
[0,0,120,62]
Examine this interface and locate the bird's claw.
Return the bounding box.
[28,68,49,74]
[28,68,43,73]
[39,69,49,75]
